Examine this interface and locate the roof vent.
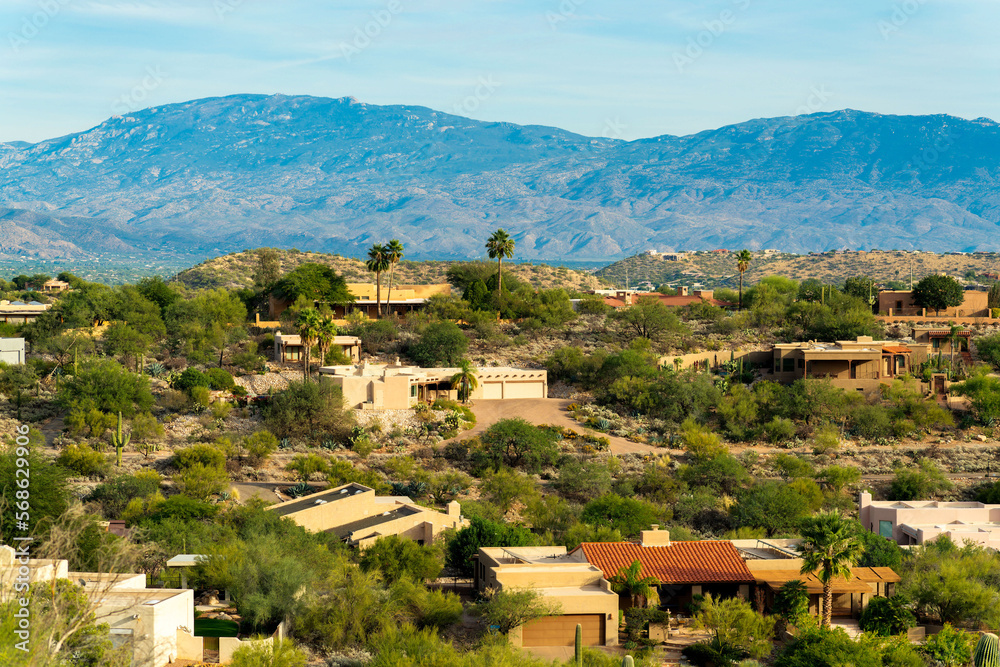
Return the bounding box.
[314,499,327,505]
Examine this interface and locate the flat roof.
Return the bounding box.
[165,554,207,568]
[267,483,371,517]
[326,505,422,540]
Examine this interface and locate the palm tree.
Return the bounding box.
[736,249,752,310]
[948,324,962,380]
[799,512,863,628]
[316,316,339,368]
[295,307,323,382]
[383,239,405,316]
[608,560,660,609]
[366,243,390,317]
[485,228,515,309]
[450,359,479,403]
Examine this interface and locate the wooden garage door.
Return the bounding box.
[502,381,544,399]
[522,614,604,647]
[482,382,503,399]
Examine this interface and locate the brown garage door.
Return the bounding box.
[521,614,604,647]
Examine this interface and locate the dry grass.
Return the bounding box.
[598,250,1000,290]
[174,249,604,292]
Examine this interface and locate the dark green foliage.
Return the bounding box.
[172,367,211,392]
[900,536,1000,627]
[682,637,749,667]
[680,454,750,496]
[912,274,965,315]
[581,494,662,537]
[271,262,354,304]
[351,318,398,354]
[136,276,181,317]
[730,482,810,536]
[86,472,161,517]
[409,321,468,366]
[887,459,952,501]
[173,443,226,470]
[774,626,881,667]
[473,418,559,473]
[359,535,443,583]
[858,596,916,636]
[205,367,235,390]
[145,495,219,523]
[0,448,70,540]
[856,526,904,569]
[554,459,613,502]
[265,380,355,443]
[977,334,1000,371]
[59,359,154,416]
[953,370,1000,426]
[609,297,688,344]
[446,517,536,576]
[772,580,809,628]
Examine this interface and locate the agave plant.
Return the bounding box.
[146,362,167,378]
[284,482,312,499]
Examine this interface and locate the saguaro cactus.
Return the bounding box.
[622,656,634,667]
[111,411,131,467]
[975,633,1000,667]
[575,623,582,666]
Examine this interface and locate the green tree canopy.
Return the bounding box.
[271,263,354,304]
[912,274,965,315]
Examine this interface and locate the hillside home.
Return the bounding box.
[0,337,25,364]
[41,279,70,293]
[601,288,730,310]
[911,326,972,359]
[318,360,547,409]
[0,300,51,324]
[769,336,930,392]
[574,527,755,612]
[475,547,619,648]
[273,331,361,364]
[0,545,197,667]
[878,289,990,318]
[859,491,1000,549]
[266,482,466,548]
[268,283,451,319]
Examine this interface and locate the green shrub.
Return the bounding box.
[173,444,226,470]
[175,462,229,501]
[205,367,235,391]
[244,431,279,464]
[172,367,211,392]
[56,443,110,478]
[764,417,796,444]
[190,386,212,411]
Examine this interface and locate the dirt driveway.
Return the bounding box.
[459,398,662,456]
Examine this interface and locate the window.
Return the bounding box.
[782,358,795,373]
[797,358,805,369]
[879,521,893,539]
[932,339,940,349]
[410,385,417,397]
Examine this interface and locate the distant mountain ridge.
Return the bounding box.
[1,94,998,261]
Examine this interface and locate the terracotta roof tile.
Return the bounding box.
[579,541,754,584]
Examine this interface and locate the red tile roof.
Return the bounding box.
[578,541,754,584]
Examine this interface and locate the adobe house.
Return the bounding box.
[268,283,451,319]
[266,482,466,548]
[599,288,731,310]
[0,337,25,364]
[0,545,197,667]
[878,289,990,318]
[911,326,971,357]
[318,361,548,409]
[41,279,70,293]
[859,491,1000,548]
[0,300,51,324]
[574,527,755,613]
[770,336,930,392]
[475,546,620,648]
[749,559,900,620]
[273,331,361,364]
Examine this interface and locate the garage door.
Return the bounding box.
[502,381,545,399]
[481,382,503,399]
[521,614,604,647]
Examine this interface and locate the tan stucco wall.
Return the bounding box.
[879,290,989,317]
[277,488,378,532]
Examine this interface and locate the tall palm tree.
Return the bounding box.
[450,359,479,403]
[316,316,339,368]
[295,307,323,382]
[383,239,405,315]
[485,229,515,309]
[366,243,390,317]
[736,249,753,310]
[948,324,962,380]
[799,512,863,628]
[608,560,660,609]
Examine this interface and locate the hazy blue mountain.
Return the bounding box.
[1,94,998,261]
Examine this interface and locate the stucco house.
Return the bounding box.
[266,482,466,548]
[769,336,930,392]
[0,545,197,667]
[273,331,361,364]
[878,289,990,318]
[859,491,1000,548]
[475,546,620,648]
[268,283,451,320]
[0,300,51,324]
[0,337,25,364]
[318,360,548,409]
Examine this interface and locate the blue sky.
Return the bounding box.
[1,0,998,142]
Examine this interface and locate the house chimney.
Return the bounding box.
[640,525,671,547]
[679,286,689,297]
[693,289,714,301]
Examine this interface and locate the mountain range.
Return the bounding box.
[1,94,999,262]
